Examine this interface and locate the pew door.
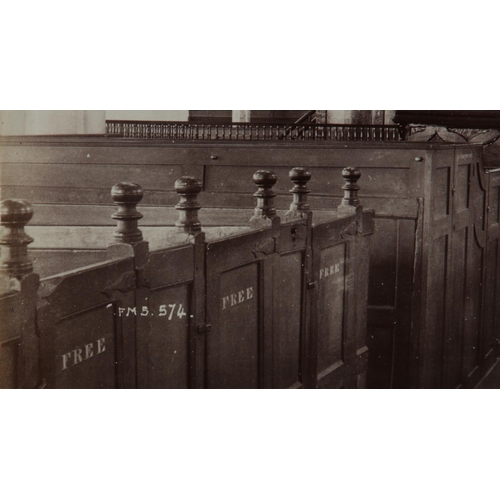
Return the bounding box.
[310,212,372,389]
[136,238,203,389]
[37,256,137,389]
[205,224,277,389]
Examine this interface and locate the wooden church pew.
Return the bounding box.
[0,167,373,389]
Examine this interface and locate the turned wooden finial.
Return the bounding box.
[337,167,362,216]
[175,176,202,234]
[250,170,277,225]
[0,199,34,279]
[285,167,311,219]
[111,182,144,244]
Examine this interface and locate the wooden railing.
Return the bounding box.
[105,120,404,141]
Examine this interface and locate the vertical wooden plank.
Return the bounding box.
[273,251,303,388]
[0,274,40,388]
[417,149,455,388]
[462,226,482,385]
[366,217,397,388]
[368,218,397,307]
[353,211,373,388]
[481,168,500,380]
[193,232,207,389]
[273,216,310,389]
[421,235,448,388]
[316,243,346,376]
[212,263,260,388]
[308,228,321,389]
[482,241,499,369]
[391,219,416,389]
[141,284,191,389]
[302,213,315,389]
[443,226,467,388]
[342,237,358,389]
[135,243,195,389]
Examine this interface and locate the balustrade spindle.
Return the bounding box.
[337,167,362,217]
[0,199,34,279]
[250,170,278,226]
[111,182,144,244]
[285,167,312,220]
[175,176,202,234]
[104,120,404,143]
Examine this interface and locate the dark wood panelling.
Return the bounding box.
[141,284,191,389]
[462,228,482,385]
[433,167,451,219]
[274,251,303,389]
[317,244,346,374]
[43,306,118,389]
[366,326,394,389]
[221,264,260,388]
[1,208,373,389]
[310,211,372,388]
[135,242,197,389]
[391,219,416,388]
[37,257,137,388]
[3,136,495,388]
[482,241,499,368]
[369,219,397,308]
[0,340,18,389]
[32,249,108,277]
[1,186,181,206]
[0,274,39,389]
[207,261,261,389]
[204,165,410,198]
[422,235,448,388]
[443,226,468,389]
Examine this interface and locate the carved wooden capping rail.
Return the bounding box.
[105,120,403,142]
[0,167,373,389]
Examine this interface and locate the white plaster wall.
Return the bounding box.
[105,110,188,121]
[0,110,26,135]
[327,110,353,124]
[0,110,106,135]
[326,110,397,125]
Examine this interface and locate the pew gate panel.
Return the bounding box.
[0,168,373,389]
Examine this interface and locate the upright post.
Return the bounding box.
[285,167,311,220]
[337,167,362,217]
[0,199,34,279]
[175,176,202,234]
[250,170,277,227]
[111,182,144,244]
